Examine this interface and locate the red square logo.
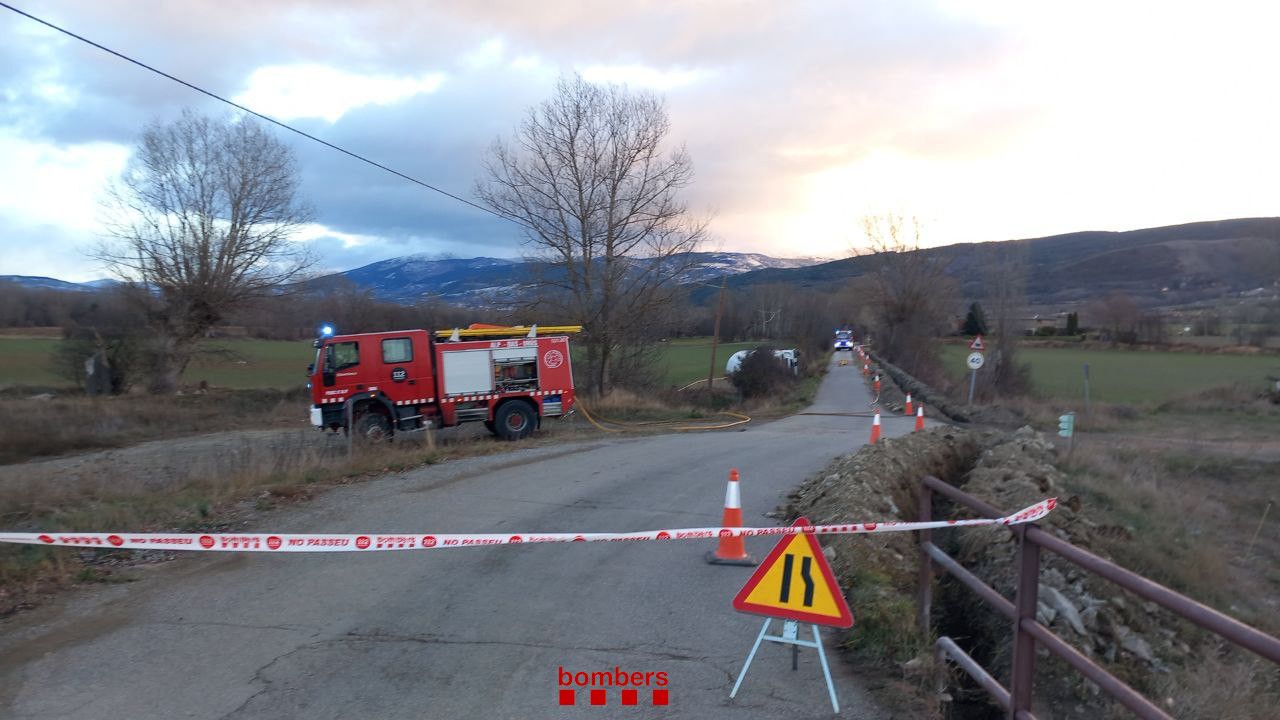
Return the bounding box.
[589,689,606,705]
[653,688,669,705]
[558,689,575,706]
[621,689,638,705]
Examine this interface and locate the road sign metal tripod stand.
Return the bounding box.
[730,618,840,713]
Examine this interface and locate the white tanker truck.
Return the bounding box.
[725,347,801,375]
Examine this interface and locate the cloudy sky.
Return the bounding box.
[2,0,1278,282]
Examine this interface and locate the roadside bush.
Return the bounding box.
[53,330,149,394]
[729,346,796,399]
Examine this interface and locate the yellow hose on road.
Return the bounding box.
[576,402,622,433]
[673,411,751,431]
[576,403,751,433]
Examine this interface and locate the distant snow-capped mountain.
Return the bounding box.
[307,252,823,305]
[667,252,824,284]
[304,256,530,304]
[0,275,106,292]
[4,252,825,306]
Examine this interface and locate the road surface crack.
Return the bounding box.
[340,629,715,663]
[148,619,319,633]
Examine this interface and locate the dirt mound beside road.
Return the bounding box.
[784,427,985,716]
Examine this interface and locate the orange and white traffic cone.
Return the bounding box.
[706,469,757,566]
[862,363,870,376]
[873,375,881,395]
[915,403,925,432]
[869,412,881,444]
[904,393,913,415]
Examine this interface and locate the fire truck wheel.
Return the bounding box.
[494,402,535,441]
[353,411,392,443]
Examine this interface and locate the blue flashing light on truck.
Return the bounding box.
[833,329,854,351]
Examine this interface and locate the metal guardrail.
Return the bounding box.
[917,474,1280,720]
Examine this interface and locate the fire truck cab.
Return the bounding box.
[308,325,577,441]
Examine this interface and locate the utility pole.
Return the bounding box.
[1083,363,1092,424]
[707,277,727,391]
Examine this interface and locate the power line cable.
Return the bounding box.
[0,1,515,225]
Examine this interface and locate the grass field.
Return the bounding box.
[940,343,1280,404]
[0,338,63,387]
[657,338,760,386]
[186,340,313,388]
[0,336,771,390]
[0,338,313,390]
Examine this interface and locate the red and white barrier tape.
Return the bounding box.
[0,499,1055,553]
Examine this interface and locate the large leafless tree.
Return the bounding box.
[477,75,706,395]
[855,215,956,380]
[99,111,313,392]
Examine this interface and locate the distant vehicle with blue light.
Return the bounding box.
[833,329,855,351]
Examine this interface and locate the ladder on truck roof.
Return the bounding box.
[435,324,583,340]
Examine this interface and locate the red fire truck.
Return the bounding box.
[308,324,579,441]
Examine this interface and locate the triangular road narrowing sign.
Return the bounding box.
[969,334,985,351]
[732,517,853,628]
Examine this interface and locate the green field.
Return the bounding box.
[0,338,63,387]
[0,338,313,390]
[186,340,315,388]
[0,336,771,390]
[657,338,761,386]
[941,343,1280,404]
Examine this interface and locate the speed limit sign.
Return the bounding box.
[966,352,985,370]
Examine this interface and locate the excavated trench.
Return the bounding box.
[786,426,1191,719]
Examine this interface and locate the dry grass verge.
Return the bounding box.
[0,387,308,464]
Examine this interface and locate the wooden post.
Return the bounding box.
[1083,363,1092,424]
[917,483,933,633]
[707,277,727,391]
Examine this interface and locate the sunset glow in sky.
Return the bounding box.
[2,0,1278,280]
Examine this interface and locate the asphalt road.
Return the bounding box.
[0,356,925,720]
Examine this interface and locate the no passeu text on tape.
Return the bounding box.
[0,498,1057,553]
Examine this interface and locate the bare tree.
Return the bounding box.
[854,215,956,381]
[476,75,707,395]
[982,240,1032,396]
[1087,291,1141,344]
[99,111,313,392]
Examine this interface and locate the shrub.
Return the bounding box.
[53,330,148,394]
[729,346,796,399]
